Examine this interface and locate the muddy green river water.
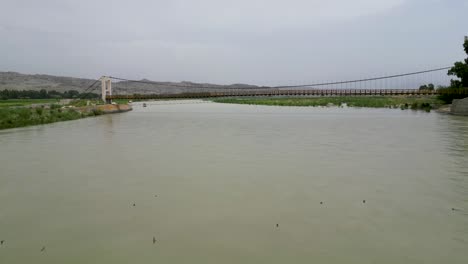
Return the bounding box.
[1,100,467,263]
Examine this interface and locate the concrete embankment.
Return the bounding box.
[79,104,132,114]
[451,98,468,116]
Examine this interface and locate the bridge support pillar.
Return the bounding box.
[101,76,112,104]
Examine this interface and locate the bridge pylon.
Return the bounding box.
[101,76,112,104]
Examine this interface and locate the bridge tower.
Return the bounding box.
[101,76,112,104]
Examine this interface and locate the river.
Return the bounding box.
[1,100,467,263]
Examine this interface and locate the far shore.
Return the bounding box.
[210,96,444,112]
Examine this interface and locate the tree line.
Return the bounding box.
[0,89,99,100]
[439,38,468,103]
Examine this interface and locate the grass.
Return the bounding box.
[0,99,60,108]
[0,98,132,130]
[1,107,69,129]
[211,96,444,111]
[0,107,107,130]
[68,99,105,107]
[0,100,111,130]
[0,98,110,108]
[112,99,135,104]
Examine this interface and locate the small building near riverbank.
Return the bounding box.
[451,97,468,115]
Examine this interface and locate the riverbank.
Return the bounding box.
[0,101,132,130]
[211,96,444,111]
[0,99,60,108]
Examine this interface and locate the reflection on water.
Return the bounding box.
[1,100,468,264]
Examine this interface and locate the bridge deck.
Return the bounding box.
[107,89,437,100]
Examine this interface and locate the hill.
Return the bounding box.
[0,71,265,94]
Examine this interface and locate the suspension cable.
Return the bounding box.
[105,66,452,92]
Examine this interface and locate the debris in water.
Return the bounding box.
[320,202,323,205]
[153,237,156,244]
[1,240,4,245]
[276,224,279,228]
[41,246,46,252]
[133,203,136,207]
[363,200,366,204]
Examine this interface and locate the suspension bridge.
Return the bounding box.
[82,66,454,103]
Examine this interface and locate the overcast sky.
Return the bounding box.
[0,0,466,85]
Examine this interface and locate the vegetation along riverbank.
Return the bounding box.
[211,96,444,111]
[0,99,131,130]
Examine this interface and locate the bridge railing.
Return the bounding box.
[107,88,438,100]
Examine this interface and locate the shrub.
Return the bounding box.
[437,87,468,103]
[91,109,103,116]
[17,108,32,119]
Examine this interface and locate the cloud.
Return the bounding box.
[1,0,406,37]
[166,0,406,31]
[0,0,465,85]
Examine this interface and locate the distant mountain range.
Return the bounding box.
[0,71,267,94]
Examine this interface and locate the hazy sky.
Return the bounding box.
[0,0,466,85]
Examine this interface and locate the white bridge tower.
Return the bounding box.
[101,76,112,103]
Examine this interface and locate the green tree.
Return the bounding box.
[419,83,434,90]
[448,39,468,88]
[39,89,48,98]
[65,90,80,98]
